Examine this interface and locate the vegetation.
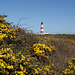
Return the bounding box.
[0,14,75,75]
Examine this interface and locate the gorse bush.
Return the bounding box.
[0,14,75,75]
[0,46,55,75]
[62,58,75,75]
[0,14,16,49]
[33,43,55,60]
[0,14,56,75]
[0,14,39,52]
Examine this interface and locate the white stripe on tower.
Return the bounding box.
[41,29,44,31]
[41,22,44,34]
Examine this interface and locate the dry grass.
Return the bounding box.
[37,34,75,73]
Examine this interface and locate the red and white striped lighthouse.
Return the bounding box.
[41,22,44,34]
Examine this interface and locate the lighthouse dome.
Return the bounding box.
[41,22,43,24]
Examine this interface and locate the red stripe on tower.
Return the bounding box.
[41,31,43,33]
[41,22,44,34]
[41,27,43,29]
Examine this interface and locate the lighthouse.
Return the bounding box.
[41,22,44,34]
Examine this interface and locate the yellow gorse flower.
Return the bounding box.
[20,64,23,70]
[44,65,50,73]
[33,43,55,59]
[7,65,13,69]
[0,62,5,68]
[33,68,39,74]
[15,71,24,75]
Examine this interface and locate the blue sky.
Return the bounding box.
[0,0,75,34]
